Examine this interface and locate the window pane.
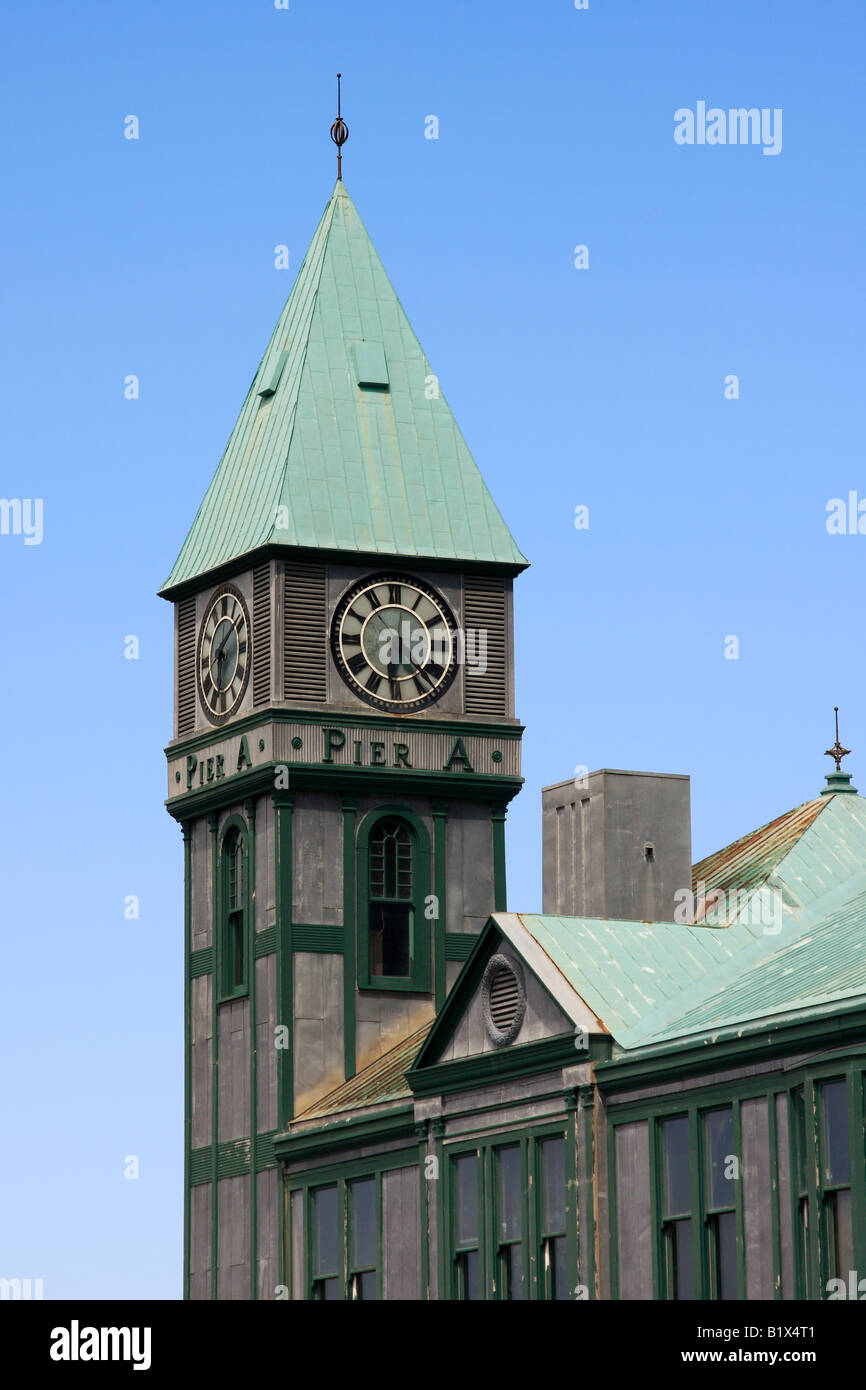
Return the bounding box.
[673,1218,694,1300]
[458,1249,480,1300]
[540,1137,566,1233]
[351,1178,376,1269]
[369,902,411,977]
[705,1108,735,1209]
[662,1116,691,1217]
[356,1270,377,1301]
[548,1235,568,1301]
[501,1243,524,1300]
[498,1146,522,1241]
[714,1210,737,1300]
[455,1155,479,1246]
[313,1186,338,1278]
[822,1081,850,1186]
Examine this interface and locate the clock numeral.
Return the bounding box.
[389,678,402,702]
[365,671,382,694]
[348,653,368,676]
[347,607,365,626]
[411,591,424,612]
[388,584,402,605]
[426,662,445,683]
[366,589,381,611]
[342,633,361,647]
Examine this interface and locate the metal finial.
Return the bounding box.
[824,706,851,772]
[330,72,349,180]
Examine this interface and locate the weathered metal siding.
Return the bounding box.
[190,974,212,1149]
[445,802,497,933]
[382,1166,421,1299]
[189,1183,211,1300]
[741,1096,774,1298]
[256,954,278,1132]
[292,791,343,925]
[293,951,345,1115]
[257,1168,279,1300]
[290,1189,305,1300]
[191,817,212,950]
[218,1175,250,1299]
[614,1121,653,1299]
[218,998,250,1142]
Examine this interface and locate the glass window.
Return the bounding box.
[454,1153,481,1300]
[369,818,413,978]
[540,1137,568,1300]
[704,1108,737,1300]
[349,1178,377,1300]
[496,1145,524,1300]
[821,1081,852,1282]
[312,1185,339,1301]
[221,827,247,996]
[661,1116,693,1300]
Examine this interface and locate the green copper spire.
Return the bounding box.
[160,182,527,597]
[821,706,858,795]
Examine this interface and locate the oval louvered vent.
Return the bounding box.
[481,954,526,1047]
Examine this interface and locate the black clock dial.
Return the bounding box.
[331,573,458,713]
[197,585,251,724]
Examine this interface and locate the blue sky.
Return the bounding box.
[2,0,864,1298]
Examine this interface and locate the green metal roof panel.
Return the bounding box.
[161,182,527,594]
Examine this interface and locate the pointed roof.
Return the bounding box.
[160,182,527,597]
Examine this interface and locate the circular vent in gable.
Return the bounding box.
[481,954,526,1047]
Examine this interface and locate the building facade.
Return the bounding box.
[162,178,866,1300]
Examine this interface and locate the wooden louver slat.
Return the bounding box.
[489,967,520,1030]
[463,574,507,716]
[252,563,271,706]
[177,596,197,736]
[284,562,327,702]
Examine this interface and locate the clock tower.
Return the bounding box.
[160,176,528,1298]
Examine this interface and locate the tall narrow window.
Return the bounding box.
[453,1153,481,1299]
[661,1116,694,1299]
[368,817,413,979]
[704,1108,737,1299]
[820,1080,852,1282]
[496,1145,524,1300]
[312,1185,339,1301]
[539,1136,568,1300]
[220,826,248,998]
[348,1178,377,1300]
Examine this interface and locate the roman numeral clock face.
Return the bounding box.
[197,585,251,724]
[331,574,459,713]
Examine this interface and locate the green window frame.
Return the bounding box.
[356,806,431,993]
[791,1075,857,1295]
[308,1174,382,1301]
[218,817,249,1001]
[446,1124,573,1301]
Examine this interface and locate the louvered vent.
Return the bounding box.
[488,966,520,1031]
[177,596,197,736]
[463,574,507,716]
[482,954,525,1046]
[284,562,327,702]
[252,563,271,706]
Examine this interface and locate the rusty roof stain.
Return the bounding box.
[296,1022,433,1122]
[693,797,828,901]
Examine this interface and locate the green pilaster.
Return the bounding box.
[342,797,358,1080]
[182,821,192,1300]
[576,1085,594,1298]
[415,1121,431,1299]
[491,804,507,911]
[274,792,294,1294]
[207,811,219,1300]
[432,800,448,1010]
[246,796,258,1300]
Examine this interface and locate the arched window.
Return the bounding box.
[368,817,413,978]
[220,824,248,998]
[357,808,431,993]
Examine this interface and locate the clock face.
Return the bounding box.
[197,584,251,724]
[331,574,459,713]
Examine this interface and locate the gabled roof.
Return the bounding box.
[160,181,527,597]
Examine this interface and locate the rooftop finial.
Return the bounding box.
[825,706,851,773]
[330,73,349,181]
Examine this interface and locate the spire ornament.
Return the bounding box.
[821,706,858,795]
[825,706,851,773]
[330,73,349,180]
